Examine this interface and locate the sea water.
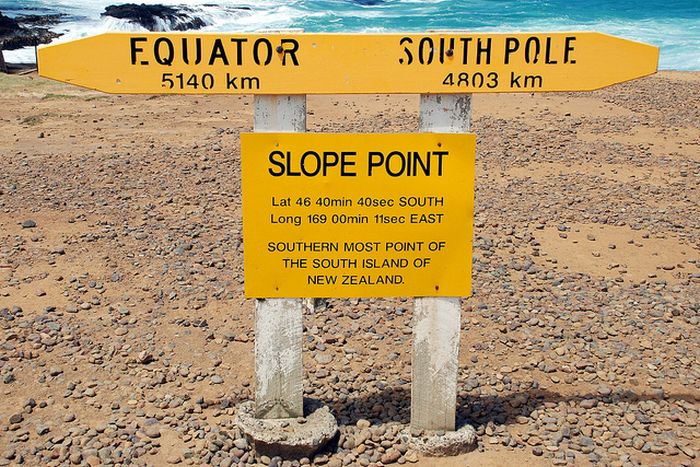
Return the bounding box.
[2,0,699,70]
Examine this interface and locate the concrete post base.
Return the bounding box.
[401,424,477,456]
[235,399,338,459]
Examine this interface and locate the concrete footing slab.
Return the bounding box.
[235,399,338,459]
[402,424,477,456]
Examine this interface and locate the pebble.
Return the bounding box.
[380,449,401,464]
[143,425,161,438]
[679,446,696,459]
[580,399,597,409]
[9,413,23,424]
[357,419,371,430]
[315,353,333,364]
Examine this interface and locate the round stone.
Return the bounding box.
[143,425,161,438]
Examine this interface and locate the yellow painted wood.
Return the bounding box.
[38,32,658,94]
[241,132,476,298]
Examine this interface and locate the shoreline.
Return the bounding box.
[2,62,37,74]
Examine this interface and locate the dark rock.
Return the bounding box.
[0,12,61,51]
[9,413,23,424]
[102,4,207,31]
[0,13,21,38]
[14,14,65,27]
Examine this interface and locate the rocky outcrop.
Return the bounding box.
[102,3,207,31]
[0,13,62,49]
[0,12,62,72]
[14,14,66,28]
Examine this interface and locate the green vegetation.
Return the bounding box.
[20,114,43,125]
[41,92,78,100]
[0,73,65,93]
[0,73,53,93]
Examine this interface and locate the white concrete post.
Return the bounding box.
[253,95,306,419]
[412,94,471,431]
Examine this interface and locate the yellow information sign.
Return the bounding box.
[241,133,475,298]
[38,32,658,94]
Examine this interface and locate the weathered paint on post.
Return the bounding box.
[254,93,306,419]
[419,94,471,133]
[411,93,471,431]
[254,95,307,132]
[412,297,462,430]
[254,298,304,418]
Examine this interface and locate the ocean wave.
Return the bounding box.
[3,0,699,70]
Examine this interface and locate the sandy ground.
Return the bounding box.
[0,71,698,467]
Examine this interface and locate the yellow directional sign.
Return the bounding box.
[241,133,476,298]
[38,32,658,94]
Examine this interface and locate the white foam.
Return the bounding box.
[4,0,699,70]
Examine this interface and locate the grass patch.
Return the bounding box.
[85,95,111,101]
[0,73,23,90]
[0,74,71,94]
[21,115,43,125]
[41,93,79,100]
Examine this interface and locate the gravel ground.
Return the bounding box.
[0,71,698,466]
